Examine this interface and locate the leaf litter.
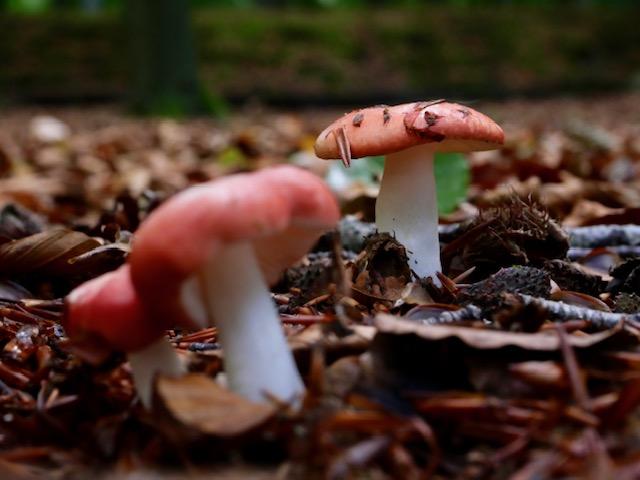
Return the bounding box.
[0,97,638,477]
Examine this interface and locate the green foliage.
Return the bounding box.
[134,94,187,117]
[2,0,639,12]
[324,155,383,194]
[129,86,227,118]
[434,152,469,215]
[217,147,248,168]
[6,0,51,14]
[332,155,383,185]
[200,87,230,117]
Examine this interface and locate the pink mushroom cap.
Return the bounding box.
[65,265,160,351]
[129,165,340,331]
[314,100,504,164]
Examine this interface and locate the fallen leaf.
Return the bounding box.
[155,373,276,437]
[374,314,622,351]
[0,227,100,277]
[564,200,640,227]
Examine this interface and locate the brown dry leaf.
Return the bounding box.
[66,243,129,280]
[382,276,407,302]
[193,324,376,362]
[564,199,620,227]
[351,233,412,301]
[550,290,611,312]
[399,282,433,306]
[374,314,622,351]
[0,457,65,480]
[589,207,640,225]
[289,324,376,354]
[156,373,276,437]
[0,227,100,276]
[564,199,640,227]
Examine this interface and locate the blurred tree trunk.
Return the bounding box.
[125,0,217,116]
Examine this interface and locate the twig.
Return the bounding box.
[568,224,640,247]
[345,220,640,254]
[555,325,590,410]
[568,245,640,259]
[414,304,483,325]
[440,223,640,247]
[185,342,220,352]
[518,294,640,329]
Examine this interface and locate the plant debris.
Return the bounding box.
[442,196,569,280]
[0,98,639,478]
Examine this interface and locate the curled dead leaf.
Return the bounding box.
[551,290,611,312]
[0,227,100,277]
[374,314,622,351]
[564,200,640,227]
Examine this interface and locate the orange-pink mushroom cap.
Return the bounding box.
[129,165,340,331]
[314,100,504,165]
[314,100,504,283]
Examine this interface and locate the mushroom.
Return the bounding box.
[128,165,340,405]
[314,100,504,282]
[65,265,186,407]
[66,166,339,407]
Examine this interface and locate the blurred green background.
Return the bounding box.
[1,0,639,114]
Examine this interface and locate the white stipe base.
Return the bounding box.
[376,147,442,285]
[189,241,305,407]
[128,337,186,408]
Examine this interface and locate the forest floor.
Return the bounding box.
[0,92,639,479]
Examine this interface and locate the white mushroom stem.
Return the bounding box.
[129,338,186,408]
[375,146,442,283]
[193,241,304,406]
